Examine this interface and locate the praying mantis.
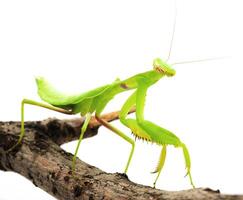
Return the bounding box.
[8,57,195,188]
[7,2,198,188]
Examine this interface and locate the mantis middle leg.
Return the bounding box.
[95,112,135,174]
[72,113,91,173]
[94,93,137,174]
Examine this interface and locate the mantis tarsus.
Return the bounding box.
[8,57,195,188]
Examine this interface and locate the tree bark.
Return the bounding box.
[0,111,242,200]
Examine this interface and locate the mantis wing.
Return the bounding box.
[36,77,112,106]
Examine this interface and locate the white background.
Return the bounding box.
[0,0,242,199]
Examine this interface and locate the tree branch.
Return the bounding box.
[0,110,242,200]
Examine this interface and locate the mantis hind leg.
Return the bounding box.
[7,99,72,152]
[72,113,91,173]
[95,113,135,174]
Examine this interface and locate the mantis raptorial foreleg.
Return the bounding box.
[95,114,135,173]
[119,91,137,123]
[181,142,194,187]
[123,81,195,188]
[152,145,167,187]
[72,113,91,173]
[7,99,72,152]
[135,81,149,123]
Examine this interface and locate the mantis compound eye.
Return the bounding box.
[153,58,176,76]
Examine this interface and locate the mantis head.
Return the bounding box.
[153,58,176,77]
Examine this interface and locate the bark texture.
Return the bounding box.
[0,111,242,200]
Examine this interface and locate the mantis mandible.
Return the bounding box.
[8,3,196,188]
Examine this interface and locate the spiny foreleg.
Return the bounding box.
[151,145,167,188]
[180,142,195,188]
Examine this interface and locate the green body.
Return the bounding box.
[36,70,161,116]
[10,58,194,188]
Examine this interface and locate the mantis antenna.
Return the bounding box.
[165,0,227,66]
[166,0,177,62]
[171,57,228,66]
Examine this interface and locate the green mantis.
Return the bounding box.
[7,1,197,187]
[8,57,195,188]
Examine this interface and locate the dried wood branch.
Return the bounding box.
[0,110,242,200]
